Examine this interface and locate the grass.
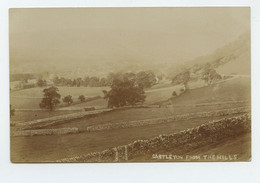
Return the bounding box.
[169,77,251,105]
[10,77,251,162]
[11,103,250,162]
[11,110,79,122]
[48,102,249,129]
[10,86,109,109]
[60,98,107,110]
[10,86,108,98]
[130,132,251,162]
[10,77,250,111]
[186,132,251,161]
[10,86,109,121]
[145,85,182,104]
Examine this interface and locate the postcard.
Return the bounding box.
[9,7,251,162]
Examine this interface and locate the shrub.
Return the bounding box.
[78,95,85,102]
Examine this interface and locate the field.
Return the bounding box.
[10,83,179,122]
[10,77,251,162]
[10,86,109,122]
[11,102,250,162]
[11,110,80,122]
[10,86,109,109]
[130,132,251,162]
[168,77,250,105]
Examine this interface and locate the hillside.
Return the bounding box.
[216,49,250,75]
[185,32,250,70]
[169,77,250,105]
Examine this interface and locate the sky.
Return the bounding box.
[9,7,250,74]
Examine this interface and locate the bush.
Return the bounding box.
[63,95,73,105]
[78,95,85,102]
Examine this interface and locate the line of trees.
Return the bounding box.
[52,70,157,88]
[52,76,109,87]
[39,87,90,110]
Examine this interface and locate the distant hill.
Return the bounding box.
[166,32,250,80]
[186,32,250,72]
[216,48,250,75]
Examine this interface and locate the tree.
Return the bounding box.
[72,79,77,87]
[53,76,60,86]
[10,105,15,117]
[201,67,222,85]
[76,77,83,87]
[39,87,61,111]
[83,76,90,87]
[103,74,146,108]
[63,95,73,105]
[78,95,85,102]
[99,77,108,87]
[89,77,100,87]
[37,78,47,87]
[171,70,190,89]
[136,71,157,88]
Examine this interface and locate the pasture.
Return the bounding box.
[168,77,250,105]
[11,102,250,162]
[10,86,109,122]
[130,132,251,162]
[10,77,251,162]
[10,86,109,109]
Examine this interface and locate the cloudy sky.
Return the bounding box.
[9,8,250,73]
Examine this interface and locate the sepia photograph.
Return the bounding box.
[9,7,251,163]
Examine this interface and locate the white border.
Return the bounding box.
[1,1,260,183]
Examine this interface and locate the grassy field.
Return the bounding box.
[10,86,108,109]
[10,77,249,111]
[130,132,251,162]
[11,110,80,122]
[47,102,249,129]
[168,77,250,105]
[10,86,109,122]
[11,86,108,98]
[10,76,251,162]
[11,102,250,162]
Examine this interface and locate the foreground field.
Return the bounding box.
[131,132,251,162]
[11,102,250,162]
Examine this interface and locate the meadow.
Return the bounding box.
[11,102,250,162]
[10,86,108,109]
[10,77,251,162]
